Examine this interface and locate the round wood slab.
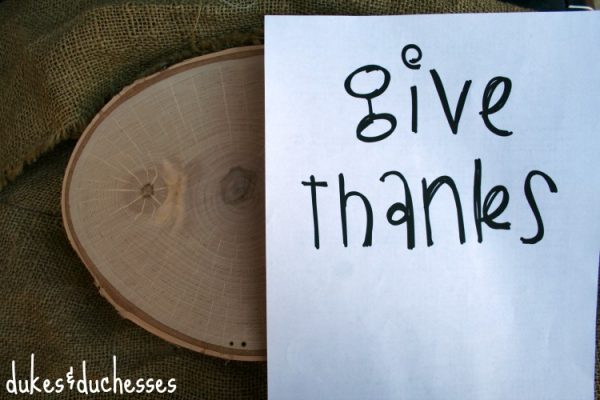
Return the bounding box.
[62,46,265,361]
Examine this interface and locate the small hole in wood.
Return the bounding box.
[140,183,154,198]
[241,341,246,347]
[229,341,234,346]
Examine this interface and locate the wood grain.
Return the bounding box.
[62,46,266,361]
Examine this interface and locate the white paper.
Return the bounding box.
[265,12,600,400]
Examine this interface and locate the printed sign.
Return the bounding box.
[265,12,600,400]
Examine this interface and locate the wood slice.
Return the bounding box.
[61,46,265,361]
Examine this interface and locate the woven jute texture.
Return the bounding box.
[4,1,597,399]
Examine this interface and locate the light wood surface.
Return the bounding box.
[62,46,266,361]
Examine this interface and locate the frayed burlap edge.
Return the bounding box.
[0,28,263,192]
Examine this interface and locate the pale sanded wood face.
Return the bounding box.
[62,47,266,361]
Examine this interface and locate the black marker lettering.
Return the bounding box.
[401,44,422,70]
[521,170,558,244]
[411,85,418,134]
[339,173,373,247]
[381,171,415,249]
[344,65,397,142]
[473,159,511,243]
[422,176,466,246]
[480,76,513,137]
[302,176,328,249]
[430,69,472,134]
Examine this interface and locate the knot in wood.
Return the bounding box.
[220,166,256,205]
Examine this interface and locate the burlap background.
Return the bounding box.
[1,1,598,399]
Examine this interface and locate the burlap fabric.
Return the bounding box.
[2,1,597,399]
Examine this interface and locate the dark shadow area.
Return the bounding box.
[503,0,596,10]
